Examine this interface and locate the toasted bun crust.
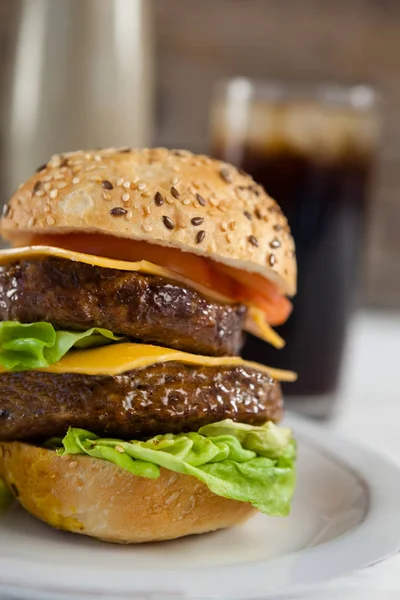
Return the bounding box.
[1,148,296,295]
[0,442,255,543]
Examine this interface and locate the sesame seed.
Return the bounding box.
[33,181,42,195]
[123,181,131,189]
[154,192,164,206]
[196,230,205,244]
[220,222,228,232]
[103,192,111,201]
[138,182,147,191]
[165,196,174,205]
[244,211,252,220]
[60,157,69,168]
[143,205,151,216]
[130,182,138,190]
[171,176,179,186]
[27,217,36,227]
[2,204,9,217]
[270,238,281,249]
[94,154,102,162]
[191,217,204,226]
[35,163,47,173]
[122,192,130,202]
[268,253,276,266]
[36,190,45,197]
[274,223,283,232]
[142,220,153,233]
[254,208,263,220]
[102,180,113,190]
[170,186,180,199]
[162,215,175,230]
[196,193,206,206]
[248,235,258,247]
[141,191,151,198]
[58,181,68,189]
[43,182,51,191]
[110,207,127,216]
[44,204,51,213]
[226,233,233,243]
[117,178,124,186]
[46,216,55,225]
[54,173,64,181]
[43,175,53,182]
[182,198,191,205]
[229,221,237,231]
[49,189,58,199]
[72,177,80,185]
[219,167,233,184]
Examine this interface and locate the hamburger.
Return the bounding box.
[0,147,297,543]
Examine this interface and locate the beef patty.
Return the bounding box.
[0,362,283,441]
[0,257,246,356]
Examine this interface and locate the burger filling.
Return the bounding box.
[0,246,296,517]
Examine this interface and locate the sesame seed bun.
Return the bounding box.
[1,147,296,295]
[0,441,255,544]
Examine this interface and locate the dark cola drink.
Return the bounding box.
[210,80,378,417]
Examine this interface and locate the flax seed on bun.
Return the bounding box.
[0,147,296,295]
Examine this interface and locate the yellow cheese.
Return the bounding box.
[0,246,230,302]
[0,246,285,349]
[246,306,285,349]
[0,343,297,381]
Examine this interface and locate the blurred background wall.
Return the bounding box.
[151,0,400,309]
[0,0,399,308]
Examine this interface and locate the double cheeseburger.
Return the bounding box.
[0,148,297,543]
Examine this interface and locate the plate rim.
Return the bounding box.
[1,412,400,599]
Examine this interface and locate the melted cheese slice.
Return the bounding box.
[0,343,296,380]
[0,246,285,348]
[246,306,285,349]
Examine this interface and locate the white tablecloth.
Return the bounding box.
[287,310,400,598]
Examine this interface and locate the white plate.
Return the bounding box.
[0,413,399,600]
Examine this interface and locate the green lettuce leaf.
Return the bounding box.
[50,419,296,516]
[0,322,122,371]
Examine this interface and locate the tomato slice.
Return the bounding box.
[235,287,292,326]
[31,233,236,297]
[30,233,290,325]
[211,263,292,326]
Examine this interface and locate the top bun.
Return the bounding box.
[1,148,296,295]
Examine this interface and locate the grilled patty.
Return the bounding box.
[0,257,246,356]
[0,362,283,441]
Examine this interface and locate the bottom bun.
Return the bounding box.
[0,442,256,543]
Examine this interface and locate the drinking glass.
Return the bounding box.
[210,78,379,418]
